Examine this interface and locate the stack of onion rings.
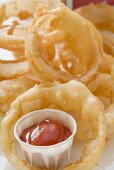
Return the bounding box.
[0,0,38,80]
[1,80,106,170]
[0,1,114,170]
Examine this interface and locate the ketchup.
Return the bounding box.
[20,120,72,146]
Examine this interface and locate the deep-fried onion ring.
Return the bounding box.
[25,2,103,84]
[87,73,114,108]
[0,34,24,52]
[0,0,38,23]
[0,75,36,122]
[76,3,114,57]
[0,57,30,80]
[1,80,106,170]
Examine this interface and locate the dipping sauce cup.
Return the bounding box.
[14,109,77,169]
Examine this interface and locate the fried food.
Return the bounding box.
[0,26,30,80]
[99,53,114,73]
[1,80,106,170]
[0,0,38,23]
[104,104,114,136]
[76,3,114,57]
[0,34,24,52]
[0,75,36,123]
[100,31,114,57]
[76,2,114,25]
[0,1,36,81]
[111,64,114,80]
[0,1,113,170]
[0,57,30,80]
[87,73,114,108]
[0,0,36,60]
[76,2,114,114]
[25,2,103,84]
[12,26,25,57]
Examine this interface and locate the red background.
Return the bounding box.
[74,0,114,8]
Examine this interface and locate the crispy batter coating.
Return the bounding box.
[76,3,114,57]
[0,76,36,122]
[25,2,103,84]
[1,81,106,170]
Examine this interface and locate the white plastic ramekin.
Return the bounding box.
[14,109,77,169]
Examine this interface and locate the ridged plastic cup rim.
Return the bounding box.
[14,109,77,149]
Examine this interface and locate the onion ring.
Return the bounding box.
[111,64,114,80]
[25,2,103,84]
[1,80,106,170]
[0,3,5,24]
[76,3,114,57]
[0,57,30,80]
[100,31,114,57]
[104,104,114,136]
[0,75,37,123]
[87,73,114,108]
[11,26,25,57]
[0,0,38,53]
[0,34,24,52]
[99,53,114,73]
[0,0,38,23]
[0,29,65,53]
[76,2,114,25]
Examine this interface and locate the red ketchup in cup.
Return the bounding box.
[20,119,72,146]
[14,109,77,169]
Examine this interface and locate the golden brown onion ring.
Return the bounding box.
[0,57,30,80]
[11,26,25,57]
[111,64,114,80]
[1,80,106,170]
[0,34,24,52]
[0,0,38,23]
[0,29,66,54]
[0,0,38,56]
[100,31,114,56]
[76,2,114,25]
[0,75,37,123]
[99,53,114,73]
[76,3,114,57]
[104,104,114,136]
[0,3,5,24]
[25,2,103,84]
[87,73,114,108]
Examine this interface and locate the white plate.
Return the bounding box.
[1,135,114,170]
